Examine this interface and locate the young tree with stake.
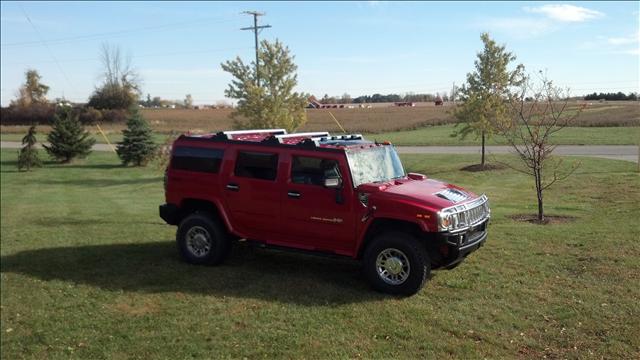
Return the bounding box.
[454,33,524,169]
[497,72,583,222]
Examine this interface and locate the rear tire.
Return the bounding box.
[177,212,230,265]
[363,231,430,296]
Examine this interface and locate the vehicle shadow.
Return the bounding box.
[0,241,387,306]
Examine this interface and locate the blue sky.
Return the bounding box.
[1,1,638,105]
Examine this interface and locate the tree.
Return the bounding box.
[116,109,157,166]
[17,125,42,171]
[454,33,525,169]
[44,108,95,163]
[496,73,582,222]
[221,39,308,132]
[184,94,193,109]
[12,69,50,107]
[88,43,141,110]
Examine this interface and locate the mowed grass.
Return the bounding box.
[369,124,640,146]
[1,149,639,358]
[2,124,639,146]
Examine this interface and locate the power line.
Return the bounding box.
[2,47,254,66]
[18,4,75,91]
[1,15,243,48]
[241,11,271,87]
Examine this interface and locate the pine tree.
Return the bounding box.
[17,125,42,171]
[44,108,95,163]
[116,109,157,166]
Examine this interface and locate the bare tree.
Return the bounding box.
[99,43,140,92]
[88,43,141,109]
[184,94,193,109]
[497,72,583,222]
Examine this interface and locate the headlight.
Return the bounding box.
[438,210,458,231]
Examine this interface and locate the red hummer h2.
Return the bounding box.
[160,129,490,295]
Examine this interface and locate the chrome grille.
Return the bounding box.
[442,194,490,231]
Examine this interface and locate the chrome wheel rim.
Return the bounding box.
[185,226,212,257]
[376,248,410,285]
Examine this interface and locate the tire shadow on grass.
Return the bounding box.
[0,241,387,306]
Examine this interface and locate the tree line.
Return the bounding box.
[583,92,637,101]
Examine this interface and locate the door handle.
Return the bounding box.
[287,191,301,198]
[226,183,239,191]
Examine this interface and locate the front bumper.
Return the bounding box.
[159,203,179,225]
[435,219,488,268]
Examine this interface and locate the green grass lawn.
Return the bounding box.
[3,124,639,146]
[366,124,640,146]
[1,150,639,358]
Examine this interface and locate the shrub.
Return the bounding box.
[0,103,55,125]
[77,107,103,125]
[101,109,128,123]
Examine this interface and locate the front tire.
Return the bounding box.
[363,231,430,296]
[177,213,230,265]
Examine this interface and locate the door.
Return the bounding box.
[280,153,356,254]
[222,149,283,239]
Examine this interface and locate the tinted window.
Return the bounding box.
[171,146,224,173]
[291,156,339,186]
[235,151,278,181]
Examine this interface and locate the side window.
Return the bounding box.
[171,146,223,173]
[235,151,279,181]
[291,156,340,186]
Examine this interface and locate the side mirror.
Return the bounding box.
[324,177,342,189]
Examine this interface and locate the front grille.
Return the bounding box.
[459,201,489,227]
[444,194,490,231]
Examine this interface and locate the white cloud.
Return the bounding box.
[607,30,640,45]
[479,17,554,38]
[525,4,604,22]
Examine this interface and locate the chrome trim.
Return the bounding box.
[438,194,490,232]
[459,230,487,250]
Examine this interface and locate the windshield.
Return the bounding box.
[346,146,405,187]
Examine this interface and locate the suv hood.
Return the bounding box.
[359,177,477,210]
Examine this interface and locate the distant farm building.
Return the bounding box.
[434,96,444,106]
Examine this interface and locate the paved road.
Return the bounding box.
[2,141,638,163]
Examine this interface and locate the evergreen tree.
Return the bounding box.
[44,108,95,163]
[17,125,42,171]
[116,109,157,166]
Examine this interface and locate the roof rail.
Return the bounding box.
[297,133,365,148]
[213,128,287,140]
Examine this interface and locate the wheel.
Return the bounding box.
[363,231,430,296]
[176,212,230,265]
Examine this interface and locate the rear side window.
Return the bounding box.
[291,156,339,186]
[235,151,278,181]
[171,146,224,173]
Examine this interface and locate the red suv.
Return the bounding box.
[160,129,490,295]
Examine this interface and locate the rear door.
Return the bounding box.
[221,147,283,239]
[279,152,356,255]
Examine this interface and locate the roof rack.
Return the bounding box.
[297,134,366,148]
[213,128,287,140]
[262,132,330,144]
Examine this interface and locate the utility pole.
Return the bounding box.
[451,82,456,105]
[241,11,271,87]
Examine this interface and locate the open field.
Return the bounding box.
[1,150,638,358]
[1,100,637,137]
